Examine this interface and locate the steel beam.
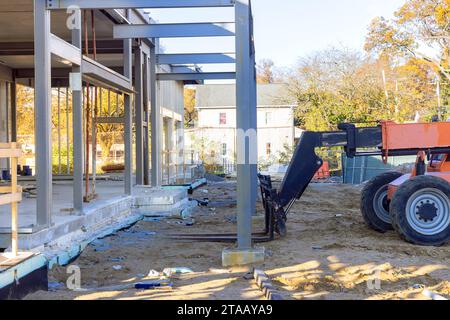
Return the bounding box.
[47,0,235,9]
[249,7,258,217]
[157,72,236,81]
[150,45,162,187]
[235,0,254,250]
[50,34,82,66]
[135,47,144,185]
[175,120,185,180]
[34,0,53,227]
[71,7,83,214]
[11,80,17,142]
[165,117,175,183]
[157,53,235,65]
[114,23,235,39]
[0,40,124,56]
[143,53,150,185]
[123,37,133,195]
[82,57,133,93]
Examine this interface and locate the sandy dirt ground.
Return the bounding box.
[25,181,449,300]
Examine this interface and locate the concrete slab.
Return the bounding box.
[222,247,265,267]
[0,181,194,251]
[133,186,195,218]
[0,180,127,231]
[133,186,187,206]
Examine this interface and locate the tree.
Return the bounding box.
[286,47,439,132]
[96,88,124,162]
[16,84,35,140]
[365,0,449,81]
[188,133,222,173]
[184,88,197,127]
[287,48,390,131]
[257,59,276,84]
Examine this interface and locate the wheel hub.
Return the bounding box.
[406,188,450,236]
[416,202,438,223]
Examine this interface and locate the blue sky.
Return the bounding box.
[147,0,405,71]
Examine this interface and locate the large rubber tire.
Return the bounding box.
[390,175,450,246]
[360,171,403,233]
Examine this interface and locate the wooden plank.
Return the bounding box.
[0,186,23,193]
[0,148,22,158]
[11,156,18,256]
[0,252,35,267]
[0,142,16,148]
[0,193,22,206]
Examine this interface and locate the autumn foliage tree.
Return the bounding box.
[257,59,276,84]
[287,47,439,132]
[365,0,449,117]
[184,87,197,128]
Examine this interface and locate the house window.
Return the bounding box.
[219,112,227,125]
[211,150,216,158]
[265,112,272,125]
[266,143,272,156]
[222,143,227,156]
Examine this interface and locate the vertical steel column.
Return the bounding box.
[57,86,62,174]
[66,87,70,175]
[11,79,17,142]
[150,44,162,187]
[175,120,185,181]
[249,6,258,215]
[235,0,255,249]
[134,46,144,185]
[166,117,175,183]
[143,53,150,185]
[34,0,52,227]
[71,7,83,213]
[123,38,133,195]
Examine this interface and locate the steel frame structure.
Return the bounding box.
[32,0,257,250]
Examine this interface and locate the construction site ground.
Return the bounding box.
[25,180,450,300]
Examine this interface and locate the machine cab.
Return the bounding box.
[428,153,450,173]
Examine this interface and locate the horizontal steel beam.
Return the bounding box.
[0,40,124,56]
[157,72,236,81]
[114,22,235,39]
[82,57,133,93]
[50,34,82,66]
[15,68,71,79]
[47,0,235,9]
[157,53,235,65]
[170,66,199,73]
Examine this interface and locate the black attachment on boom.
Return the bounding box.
[258,124,383,237]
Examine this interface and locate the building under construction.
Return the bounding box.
[0,0,259,299]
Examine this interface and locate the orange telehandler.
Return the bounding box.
[172,120,449,247]
[259,120,450,246]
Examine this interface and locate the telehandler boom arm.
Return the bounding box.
[260,121,450,237]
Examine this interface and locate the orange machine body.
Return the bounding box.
[383,121,450,200]
[381,121,450,157]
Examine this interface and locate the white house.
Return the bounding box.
[185,83,299,172]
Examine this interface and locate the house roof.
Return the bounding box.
[194,83,296,108]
